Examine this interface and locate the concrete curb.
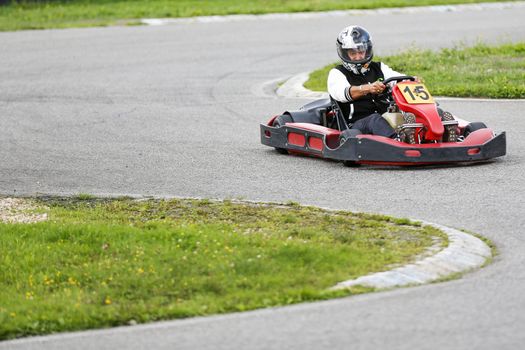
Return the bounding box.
[276,72,328,99]
[332,221,491,290]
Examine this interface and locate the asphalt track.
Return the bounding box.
[1,3,525,349]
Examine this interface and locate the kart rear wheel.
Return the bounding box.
[464,122,487,138]
[343,160,361,167]
[272,114,293,154]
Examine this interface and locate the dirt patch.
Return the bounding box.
[0,198,48,224]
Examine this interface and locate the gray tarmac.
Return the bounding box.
[1,3,525,349]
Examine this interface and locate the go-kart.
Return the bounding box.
[260,76,506,166]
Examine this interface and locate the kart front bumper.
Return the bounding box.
[260,123,506,165]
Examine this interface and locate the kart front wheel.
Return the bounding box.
[464,122,487,138]
[272,114,293,154]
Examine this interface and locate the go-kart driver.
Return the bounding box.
[327,25,412,139]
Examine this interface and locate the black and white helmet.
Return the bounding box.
[336,26,374,74]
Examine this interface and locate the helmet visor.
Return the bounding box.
[338,41,373,65]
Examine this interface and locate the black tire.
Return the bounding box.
[463,122,487,138]
[272,114,293,154]
[273,114,293,128]
[343,160,361,167]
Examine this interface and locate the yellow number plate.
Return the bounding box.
[397,83,434,104]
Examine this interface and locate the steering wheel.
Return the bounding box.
[381,75,417,85]
[375,75,417,104]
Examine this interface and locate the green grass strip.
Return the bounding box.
[304,42,525,99]
[0,0,518,31]
[0,197,445,339]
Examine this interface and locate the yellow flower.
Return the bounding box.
[104,296,112,305]
[137,268,144,274]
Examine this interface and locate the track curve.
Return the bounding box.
[1,3,525,349]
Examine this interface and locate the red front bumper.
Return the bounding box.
[260,123,506,165]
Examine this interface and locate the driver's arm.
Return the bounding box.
[349,82,384,99]
[327,68,384,101]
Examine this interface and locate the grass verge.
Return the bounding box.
[0,196,446,340]
[305,42,525,99]
[0,0,517,31]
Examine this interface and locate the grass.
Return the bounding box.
[0,196,446,340]
[304,42,525,99]
[74,193,96,200]
[0,0,517,31]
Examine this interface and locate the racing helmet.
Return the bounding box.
[336,26,374,74]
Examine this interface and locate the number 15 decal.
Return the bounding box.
[398,83,435,104]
